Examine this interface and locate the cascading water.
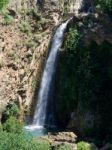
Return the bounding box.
[25,19,71,136]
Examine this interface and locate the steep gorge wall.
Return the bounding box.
[0,0,61,120]
[0,0,84,120]
[56,13,112,142]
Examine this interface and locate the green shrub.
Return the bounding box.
[3,116,23,133]
[7,103,19,117]
[35,140,51,150]
[77,141,93,150]
[0,0,9,10]
[95,0,112,11]
[65,28,81,52]
[2,102,20,122]
[38,18,49,25]
[0,116,51,150]
[26,40,37,49]
[0,124,3,131]
[3,14,14,25]
[0,131,50,150]
[20,21,32,35]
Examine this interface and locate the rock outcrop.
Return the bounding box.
[40,132,77,150]
[56,12,112,142]
[0,0,62,120]
[0,0,84,120]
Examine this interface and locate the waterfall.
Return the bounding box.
[25,19,71,133]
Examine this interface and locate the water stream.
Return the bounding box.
[25,19,71,136]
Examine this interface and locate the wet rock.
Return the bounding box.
[47,132,77,140]
[40,132,77,150]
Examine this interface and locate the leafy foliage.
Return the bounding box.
[65,28,81,52]
[0,0,9,10]
[0,116,51,150]
[95,0,112,11]
[77,141,94,150]
[20,21,32,35]
[3,116,23,133]
[3,14,14,25]
[0,131,50,150]
[2,102,20,123]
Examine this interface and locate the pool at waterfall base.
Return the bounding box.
[24,124,62,137]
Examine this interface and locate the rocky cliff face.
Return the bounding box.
[56,12,112,143]
[0,0,61,120]
[0,0,84,120]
